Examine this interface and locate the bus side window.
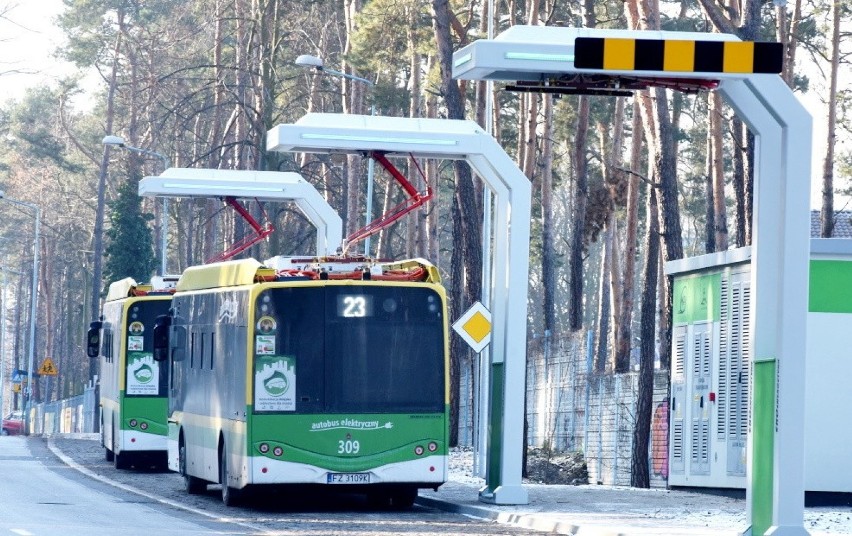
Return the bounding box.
[102,325,113,363]
[152,315,171,362]
[87,321,102,358]
[171,324,186,362]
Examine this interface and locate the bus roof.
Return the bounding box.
[176,257,442,292]
[105,276,178,301]
[176,259,276,292]
[105,278,140,301]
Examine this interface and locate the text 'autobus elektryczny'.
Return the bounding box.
[88,277,176,469]
[153,256,450,507]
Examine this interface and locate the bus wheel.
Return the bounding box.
[114,451,131,470]
[104,448,114,462]
[219,451,243,507]
[180,442,205,494]
[388,486,418,510]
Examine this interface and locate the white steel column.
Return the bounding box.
[720,77,811,536]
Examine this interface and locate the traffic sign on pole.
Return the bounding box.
[452,301,492,354]
[38,358,58,376]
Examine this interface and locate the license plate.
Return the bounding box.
[326,472,371,484]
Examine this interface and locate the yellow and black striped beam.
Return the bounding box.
[574,37,783,74]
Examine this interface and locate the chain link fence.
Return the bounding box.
[26,384,98,435]
[459,331,671,488]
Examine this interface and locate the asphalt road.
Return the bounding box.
[0,435,248,535]
[3,436,536,535]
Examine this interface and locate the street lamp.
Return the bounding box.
[0,191,40,435]
[296,54,376,256]
[102,135,171,275]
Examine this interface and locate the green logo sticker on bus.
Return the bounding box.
[255,355,296,411]
[264,370,289,396]
[127,352,159,395]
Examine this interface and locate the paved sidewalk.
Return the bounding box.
[417,480,852,536]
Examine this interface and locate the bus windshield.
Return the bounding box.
[125,299,171,397]
[253,285,445,414]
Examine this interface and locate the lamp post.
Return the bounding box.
[296,54,376,256]
[102,135,171,275]
[0,191,40,435]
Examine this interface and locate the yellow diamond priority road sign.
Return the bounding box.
[452,301,492,353]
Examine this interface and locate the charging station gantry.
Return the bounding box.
[453,25,811,536]
[267,113,534,506]
[139,168,344,258]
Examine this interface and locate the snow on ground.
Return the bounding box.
[447,448,852,535]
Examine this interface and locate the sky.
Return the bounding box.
[0,0,840,209]
[0,1,72,102]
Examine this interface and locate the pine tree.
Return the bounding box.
[103,179,157,287]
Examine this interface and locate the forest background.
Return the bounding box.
[0,0,849,488]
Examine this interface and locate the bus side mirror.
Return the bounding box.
[87,321,103,358]
[171,325,187,362]
[152,315,171,362]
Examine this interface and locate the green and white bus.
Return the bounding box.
[88,277,175,470]
[155,257,449,507]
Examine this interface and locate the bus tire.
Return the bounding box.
[388,486,418,510]
[368,486,417,510]
[180,441,205,495]
[219,450,243,507]
[104,447,114,462]
[114,450,131,470]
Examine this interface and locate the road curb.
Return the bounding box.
[415,494,500,521]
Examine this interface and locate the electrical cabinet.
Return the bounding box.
[666,240,852,492]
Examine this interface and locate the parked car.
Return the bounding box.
[1,410,23,436]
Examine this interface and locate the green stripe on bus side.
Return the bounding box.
[248,411,448,472]
[120,394,168,436]
[175,412,247,451]
[809,260,852,313]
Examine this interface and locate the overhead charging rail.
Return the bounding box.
[139,168,344,259]
[344,151,432,252]
[452,25,809,536]
[453,26,782,95]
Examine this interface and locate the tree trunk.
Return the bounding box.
[343,0,363,241]
[541,95,556,335]
[614,100,643,373]
[569,95,590,331]
[820,0,840,238]
[594,223,613,373]
[91,19,123,320]
[731,116,747,247]
[705,120,716,253]
[710,92,728,251]
[631,181,659,489]
[425,73,440,262]
[433,0,482,447]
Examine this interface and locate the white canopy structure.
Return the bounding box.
[139,168,343,256]
[268,112,533,506]
[454,25,811,536]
